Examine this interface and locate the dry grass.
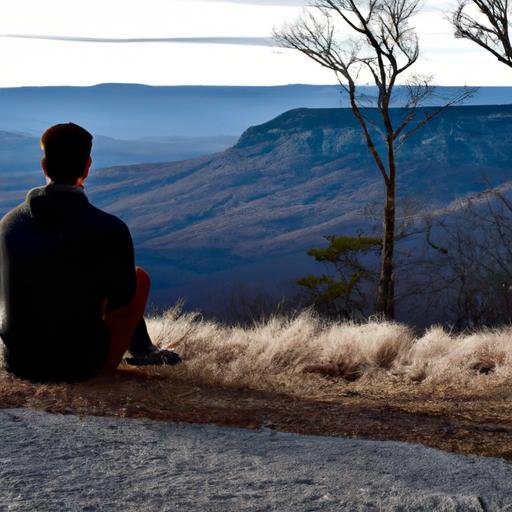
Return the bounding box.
[145,301,512,395]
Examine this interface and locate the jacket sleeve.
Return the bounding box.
[104,221,137,311]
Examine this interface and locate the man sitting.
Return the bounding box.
[0,122,181,383]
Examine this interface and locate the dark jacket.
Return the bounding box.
[0,183,136,382]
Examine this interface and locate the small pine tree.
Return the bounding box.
[296,235,382,320]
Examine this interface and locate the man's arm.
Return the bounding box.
[104,221,137,311]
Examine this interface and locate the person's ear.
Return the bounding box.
[83,156,92,179]
[75,157,92,187]
[41,157,48,178]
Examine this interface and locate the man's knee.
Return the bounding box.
[104,267,150,320]
[135,266,151,287]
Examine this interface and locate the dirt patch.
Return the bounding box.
[2,364,512,462]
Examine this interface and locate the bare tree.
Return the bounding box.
[274,0,471,319]
[400,188,512,329]
[452,0,512,68]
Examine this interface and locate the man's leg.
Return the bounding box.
[100,267,151,375]
[129,317,154,354]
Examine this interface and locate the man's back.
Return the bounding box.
[0,183,136,382]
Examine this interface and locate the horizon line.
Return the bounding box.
[0,82,501,89]
[1,34,275,46]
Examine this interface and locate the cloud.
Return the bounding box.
[1,34,274,46]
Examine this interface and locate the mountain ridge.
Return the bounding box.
[1,84,512,139]
[84,104,512,258]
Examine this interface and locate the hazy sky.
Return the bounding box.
[0,0,509,87]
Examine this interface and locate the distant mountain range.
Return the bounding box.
[1,83,512,139]
[3,103,512,314]
[0,131,237,174]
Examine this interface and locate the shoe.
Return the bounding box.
[125,346,182,366]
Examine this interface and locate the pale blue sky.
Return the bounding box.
[0,0,509,86]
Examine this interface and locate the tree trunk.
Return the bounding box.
[376,186,395,318]
[376,165,396,319]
